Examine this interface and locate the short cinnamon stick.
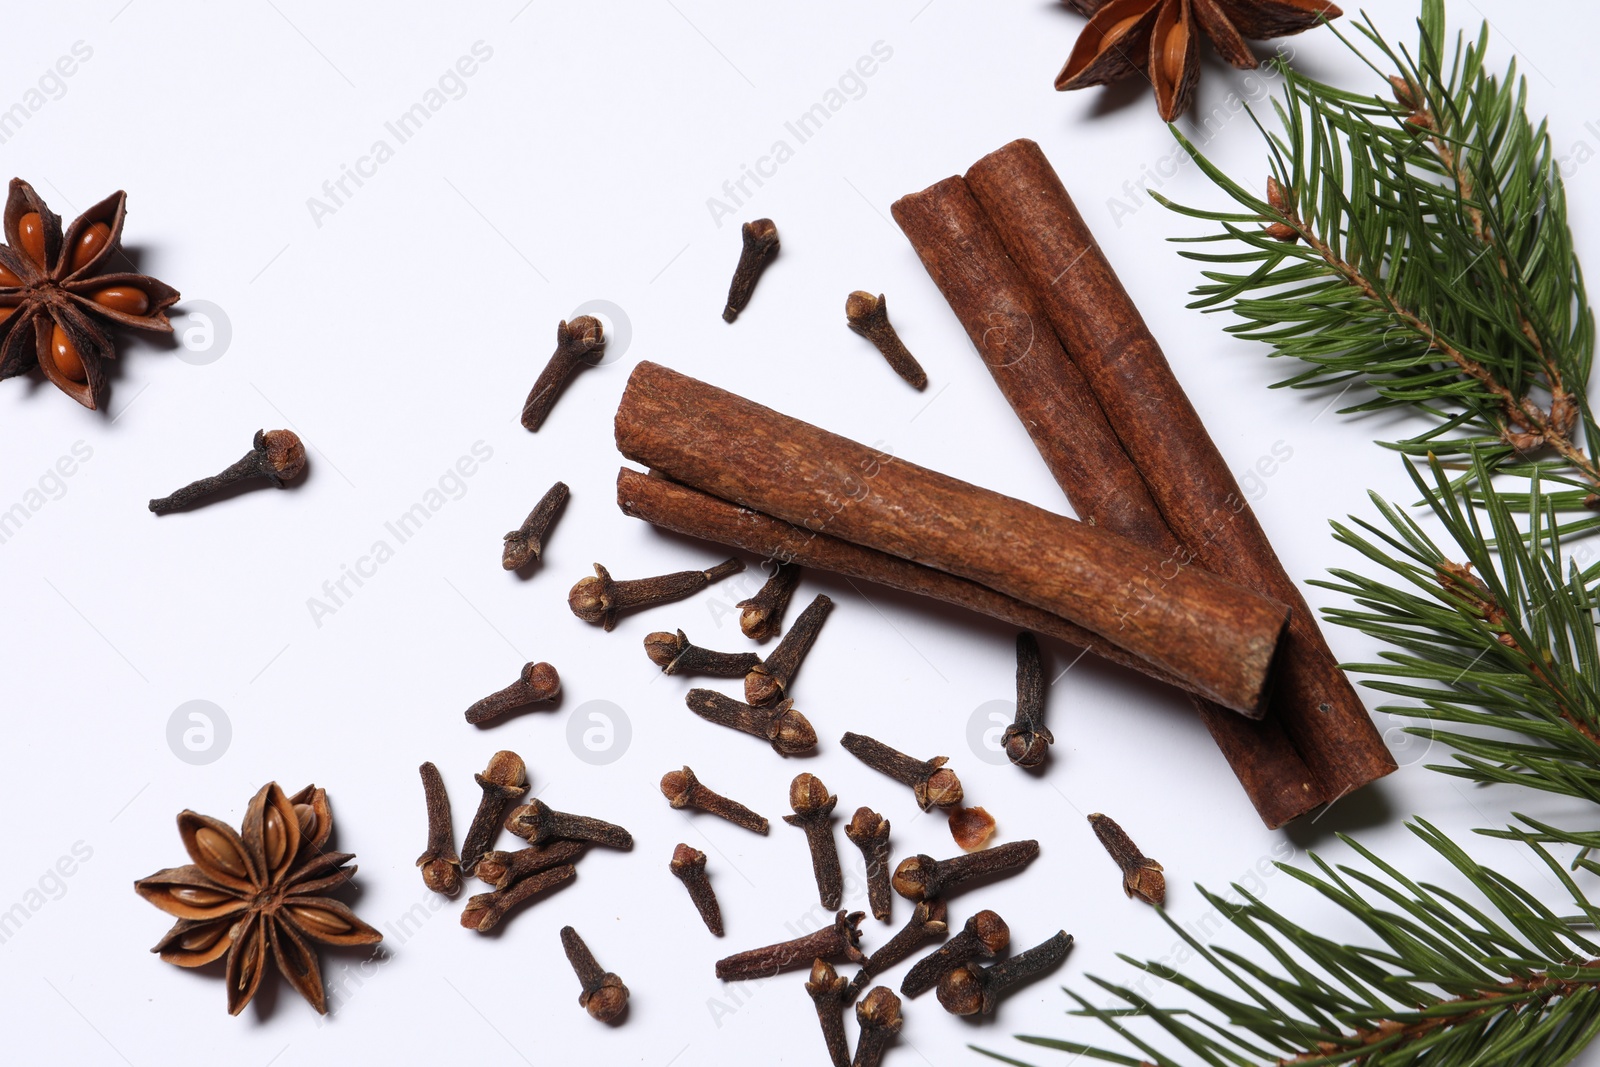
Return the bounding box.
[617,468,1188,691]
[963,138,1394,798]
[893,175,1322,827]
[614,361,1289,717]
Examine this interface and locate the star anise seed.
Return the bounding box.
[134,782,381,1016]
[1055,0,1342,122]
[0,178,180,410]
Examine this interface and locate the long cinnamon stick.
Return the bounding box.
[963,138,1395,797]
[893,176,1322,827]
[614,361,1289,717]
[618,467,1190,688]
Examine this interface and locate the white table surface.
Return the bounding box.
[1,1,1595,1063]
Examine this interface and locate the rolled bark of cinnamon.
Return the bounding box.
[618,467,1190,688]
[963,138,1395,797]
[893,176,1323,827]
[614,361,1289,717]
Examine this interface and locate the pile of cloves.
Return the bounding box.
[414,752,635,1021]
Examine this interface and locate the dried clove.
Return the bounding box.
[844,899,948,1002]
[715,910,866,981]
[840,732,963,811]
[645,630,761,678]
[148,429,306,514]
[521,316,606,432]
[685,689,817,756]
[416,761,462,896]
[502,481,569,569]
[1002,632,1053,767]
[459,750,528,875]
[506,799,634,850]
[660,766,769,834]
[901,910,1009,998]
[948,806,997,852]
[891,840,1040,902]
[737,562,801,641]
[722,218,779,323]
[784,773,843,909]
[846,291,927,390]
[474,840,587,890]
[936,931,1074,1016]
[560,926,629,1024]
[805,959,852,1067]
[1088,813,1165,906]
[844,807,893,922]
[745,594,833,706]
[569,558,744,631]
[463,662,561,724]
[669,843,723,936]
[459,864,575,932]
[854,987,903,1067]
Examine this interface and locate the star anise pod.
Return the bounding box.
[0,178,180,410]
[1055,0,1342,121]
[134,783,381,1016]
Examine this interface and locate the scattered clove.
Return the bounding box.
[685,689,817,755]
[569,558,744,631]
[1001,632,1053,767]
[948,806,997,852]
[459,750,528,875]
[844,899,948,1002]
[715,910,866,981]
[806,959,852,1067]
[737,563,801,642]
[840,732,963,811]
[891,840,1040,902]
[148,429,306,514]
[901,910,1009,998]
[502,480,569,569]
[660,766,769,834]
[506,799,634,850]
[522,317,606,432]
[669,843,723,936]
[745,594,833,706]
[474,840,587,890]
[784,773,843,909]
[844,807,893,922]
[853,987,903,1067]
[846,291,927,390]
[722,218,779,323]
[1088,813,1165,906]
[645,630,761,678]
[416,761,462,896]
[459,864,575,932]
[463,662,561,724]
[936,931,1074,1016]
[560,926,630,1024]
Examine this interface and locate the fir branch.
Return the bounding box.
[1155,4,1597,500]
[985,823,1600,1067]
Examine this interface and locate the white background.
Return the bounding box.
[1,2,1596,1064]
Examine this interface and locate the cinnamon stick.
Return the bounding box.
[963,138,1395,797]
[893,176,1323,827]
[618,467,1188,689]
[614,361,1289,717]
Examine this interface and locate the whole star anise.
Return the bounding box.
[134,783,381,1016]
[0,179,179,410]
[1055,0,1342,121]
